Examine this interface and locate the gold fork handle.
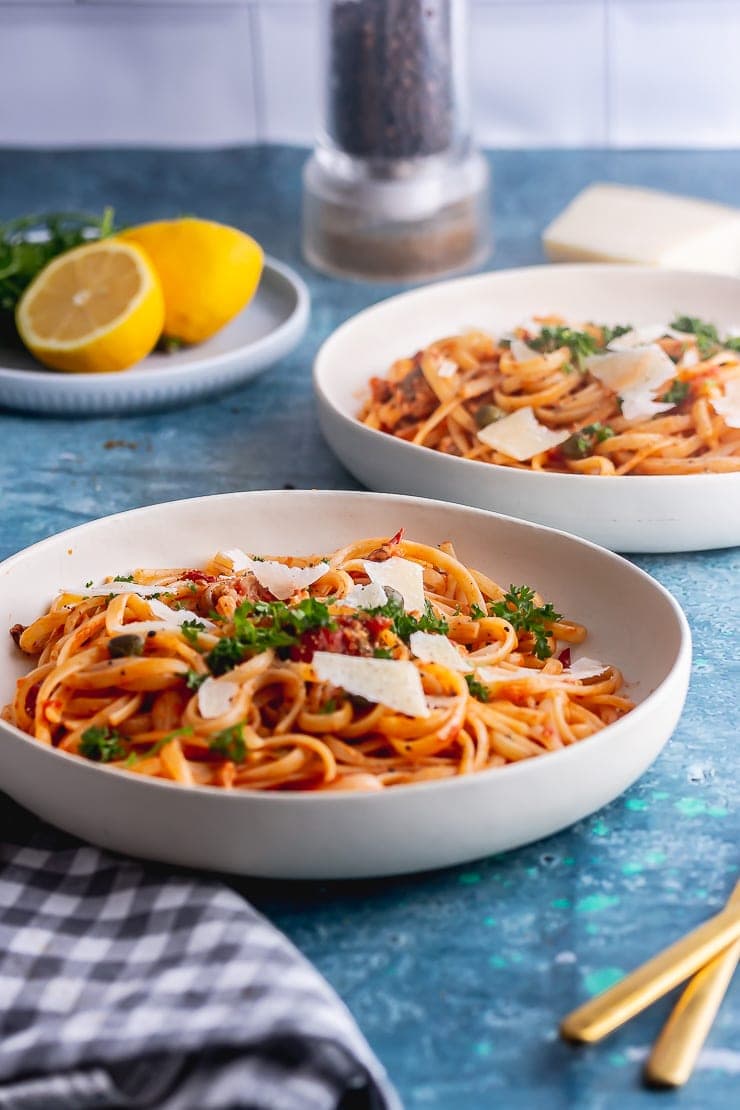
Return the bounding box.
[560,883,740,1043]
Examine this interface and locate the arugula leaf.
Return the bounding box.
[209,723,247,763]
[465,674,490,702]
[530,326,599,371]
[670,315,720,358]
[79,725,128,763]
[488,585,562,660]
[660,379,690,406]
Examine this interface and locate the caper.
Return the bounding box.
[560,433,589,460]
[108,633,144,658]
[474,403,505,429]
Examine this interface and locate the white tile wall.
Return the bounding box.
[1,0,739,148]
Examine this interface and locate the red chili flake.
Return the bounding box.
[388,527,405,547]
[558,648,571,668]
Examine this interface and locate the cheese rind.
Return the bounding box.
[543,183,740,274]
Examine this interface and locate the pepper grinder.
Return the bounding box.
[302,0,491,282]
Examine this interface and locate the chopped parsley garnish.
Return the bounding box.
[373,647,393,659]
[209,723,247,763]
[465,674,490,702]
[319,698,338,714]
[206,597,336,675]
[180,618,206,645]
[361,594,448,641]
[184,669,207,691]
[724,335,740,352]
[530,326,599,371]
[84,580,93,588]
[113,574,134,583]
[670,315,720,358]
[470,603,487,620]
[600,324,632,345]
[488,585,562,660]
[660,379,691,406]
[79,725,128,763]
[561,422,614,460]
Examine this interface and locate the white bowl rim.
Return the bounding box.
[0,256,310,387]
[0,488,692,805]
[314,261,740,488]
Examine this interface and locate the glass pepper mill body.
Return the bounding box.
[303,0,491,282]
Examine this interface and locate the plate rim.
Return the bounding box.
[314,261,740,488]
[0,487,692,805]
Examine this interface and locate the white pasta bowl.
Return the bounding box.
[314,264,740,552]
[0,490,690,879]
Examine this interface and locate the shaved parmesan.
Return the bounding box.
[584,345,676,422]
[220,547,250,572]
[437,358,458,379]
[148,598,216,631]
[312,652,430,719]
[362,557,425,613]
[426,695,458,710]
[476,664,549,687]
[477,406,570,461]
[607,325,688,351]
[409,631,472,672]
[198,677,238,719]
[510,338,542,363]
[711,379,740,428]
[565,657,607,680]
[341,580,388,610]
[65,581,165,598]
[248,558,328,600]
[678,346,700,369]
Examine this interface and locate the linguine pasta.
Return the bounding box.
[3,533,633,793]
[359,315,740,475]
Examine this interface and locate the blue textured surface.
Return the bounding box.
[0,147,738,1109]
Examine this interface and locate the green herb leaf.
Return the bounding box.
[113,574,134,583]
[530,326,599,371]
[209,723,247,763]
[373,647,393,659]
[360,594,448,641]
[79,724,128,763]
[660,379,691,406]
[180,618,206,645]
[670,315,720,358]
[560,422,614,460]
[124,726,193,767]
[465,674,490,702]
[206,597,336,675]
[488,585,562,660]
[600,324,633,345]
[319,698,338,714]
[185,669,207,691]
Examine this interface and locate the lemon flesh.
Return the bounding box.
[120,217,264,344]
[16,240,165,374]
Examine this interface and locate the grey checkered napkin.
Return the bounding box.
[0,804,400,1110]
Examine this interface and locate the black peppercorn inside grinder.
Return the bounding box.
[303,0,491,282]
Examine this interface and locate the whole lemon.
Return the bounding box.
[119,217,264,345]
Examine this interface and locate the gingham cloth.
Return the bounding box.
[0,798,400,1110]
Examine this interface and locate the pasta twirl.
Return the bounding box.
[3,533,633,792]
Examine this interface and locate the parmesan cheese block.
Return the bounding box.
[711,379,740,428]
[543,183,740,274]
[409,631,472,673]
[477,406,570,461]
[362,556,425,613]
[584,345,676,422]
[312,652,430,719]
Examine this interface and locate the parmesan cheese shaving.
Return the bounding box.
[477,406,570,461]
[565,657,607,680]
[409,631,472,672]
[341,580,388,610]
[607,325,688,351]
[710,379,740,428]
[312,652,430,719]
[584,345,676,422]
[362,557,425,613]
[65,581,166,598]
[510,338,542,363]
[220,547,250,572]
[247,558,328,600]
[148,598,216,631]
[437,358,458,379]
[197,677,238,719]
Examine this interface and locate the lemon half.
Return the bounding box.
[16,240,164,374]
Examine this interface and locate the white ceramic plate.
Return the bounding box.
[315,264,740,553]
[0,490,690,879]
[0,257,309,415]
